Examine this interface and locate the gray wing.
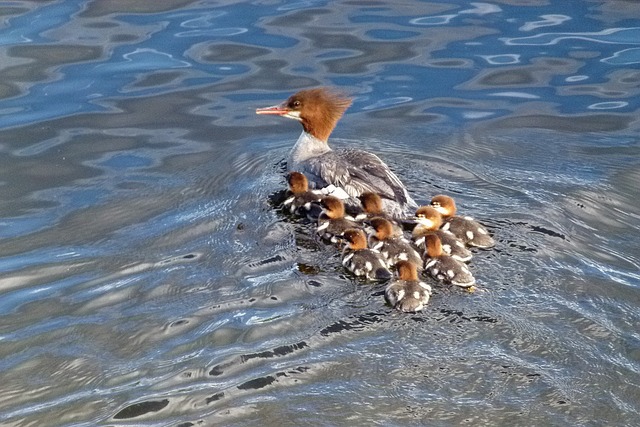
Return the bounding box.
[303,149,411,205]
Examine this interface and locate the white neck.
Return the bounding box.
[288,131,332,171]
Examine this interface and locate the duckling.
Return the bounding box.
[317,196,361,243]
[283,171,322,218]
[368,217,422,269]
[341,228,392,281]
[413,206,472,262]
[385,260,432,313]
[356,192,403,236]
[430,195,495,248]
[423,233,475,288]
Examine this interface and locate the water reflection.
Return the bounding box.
[519,14,572,32]
[0,0,639,426]
[503,27,640,46]
[603,47,640,64]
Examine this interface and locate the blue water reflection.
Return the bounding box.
[0,2,81,46]
[503,27,640,46]
[603,47,640,64]
[0,1,639,128]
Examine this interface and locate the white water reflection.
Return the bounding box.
[587,101,629,109]
[503,27,640,46]
[565,75,589,82]
[410,15,456,26]
[362,96,413,110]
[175,27,248,37]
[489,91,540,99]
[459,2,502,15]
[602,47,640,64]
[462,111,494,119]
[520,14,572,32]
[479,54,521,65]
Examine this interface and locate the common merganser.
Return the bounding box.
[423,233,475,288]
[385,260,432,313]
[356,192,403,236]
[283,171,322,218]
[412,206,472,263]
[341,228,392,280]
[317,196,360,244]
[256,87,416,217]
[368,217,422,269]
[430,195,495,248]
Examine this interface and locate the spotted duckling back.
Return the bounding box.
[413,206,472,262]
[317,196,361,243]
[385,260,432,312]
[368,217,422,269]
[283,171,323,218]
[430,195,495,248]
[341,228,392,281]
[423,233,476,288]
[356,192,403,236]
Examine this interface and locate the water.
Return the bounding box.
[1,1,639,425]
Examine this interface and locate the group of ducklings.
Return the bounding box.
[282,171,495,313]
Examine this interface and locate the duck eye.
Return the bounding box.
[291,100,301,108]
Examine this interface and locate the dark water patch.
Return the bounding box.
[427,58,472,68]
[478,68,540,86]
[157,253,201,266]
[130,70,184,88]
[530,225,566,240]
[205,392,224,404]
[237,375,276,390]
[267,8,331,27]
[198,43,271,62]
[208,341,308,377]
[167,318,190,328]
[306,279,323,287]
[320,312,386,337]
[109,33,141,43]
[81,0,197,17]
[237,366,310,391]
[113,399,169,419]
[3,45,103,81]
[242,341,308,362]
[245,254,286,270]
[319,319,357,336]
[83,21,119,29]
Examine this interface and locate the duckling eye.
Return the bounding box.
[291,100,301,108]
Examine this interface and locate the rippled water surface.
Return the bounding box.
[1,1,639,425]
